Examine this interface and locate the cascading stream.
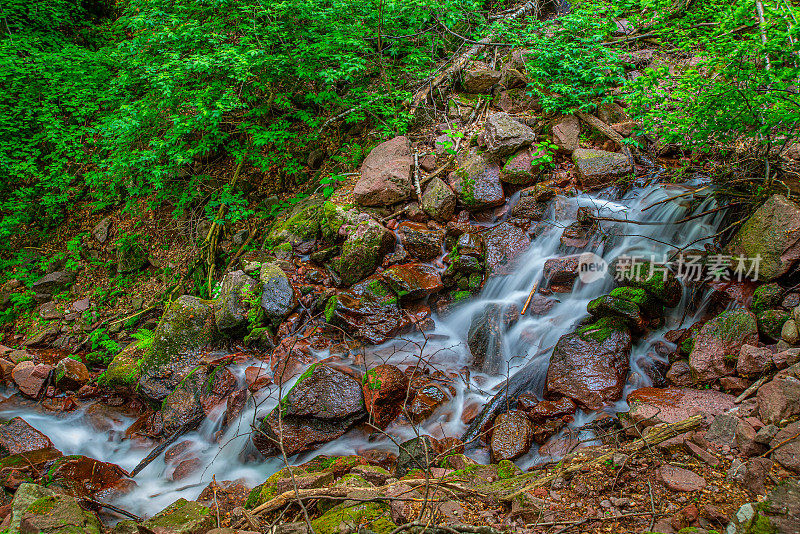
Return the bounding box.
[0,179,729,518]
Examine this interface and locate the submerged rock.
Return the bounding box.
[545,317,632,410]
[467,303,505,374]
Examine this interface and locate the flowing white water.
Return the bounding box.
[0,179,728,518]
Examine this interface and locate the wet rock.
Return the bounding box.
[462,64,501,93]
[138,295,218,402]
[542,255,581,292]
[545,317,632,410]
[490,410,534,461]
[571,149,632,189]
[421,177,456,222]
[484,112,536,157]
[484,222,531,276]
[622,387,735,432]
[586,294,646,331]
[18,490,102,534]
[244,366,271,392]
[689,309,758,382]
[467,304,505,374]
[259,262,297,323]
[772,420,800,472]
[0,417,53,457]
[527,397,577,423]
[552,115,580,153]
[334,219,394,286]
[161,366,237,433]
[350,464,391,486]
[657,465,706,492]
[511,195,548,222]
[171,458,201,481]
[102,342,146,389]
[362,364,409,429]
[353,136,413,206]
[253,364,366,457]
[326,278,409,344]
[31,270,76,296]
[405,379,451,422]
[11,361,51,398]
[395,436,436,478]
[751,283,785,315]
[214,270,259,333]
[46,455,131,500]
[757,376,800,424]
[727,194,800,281]
[448,148,505,210]
[560,220,600,250]
[612,259,682,307]
[500,147,549,185]
[737,344,775,377]
[397,222,445,261]
[53,357,89,391]
[141,498,216,534]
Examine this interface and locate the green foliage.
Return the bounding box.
[131,328,155,349]
[87,327,121,365]
[625,0,800,151]
[498,4,624,113]
[437,128,465,156]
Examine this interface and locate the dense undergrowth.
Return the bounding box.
[1,0,798,292]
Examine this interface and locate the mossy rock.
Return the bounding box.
[267,196,324,245]
[321,201,358,240]
[612,259,682,307]
[496,459,522,479]
[758,309,791,341]
[576,316,629,343]
[137,295,219,403]
[140,498,214,534]
[245,467,310,509]
[333,220,394,286]
[586,294,645,329]
[18,493,102,534]
[609,286,663,319]
[99,342,145,388]
[752,283,785,315]
[311,502,396,534]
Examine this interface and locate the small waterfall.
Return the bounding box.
[0,179,729,517]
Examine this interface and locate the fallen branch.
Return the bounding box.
[574,111,633,165]
[760,429,800,458]
[500,415,702,501]
[130,422,196,477]
[735,375,769,403]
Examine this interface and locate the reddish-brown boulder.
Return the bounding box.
[545,319,632,410]
[54,357,89,391]
[46,455,132,499]
[490,410,534,461]
[622,387,736,432]
[353,136,413,206]
[11,361,51,398]
[0,417,53,457]
[382,263,443,302]
[484,222,531,276]
[689,309,758,382]
[737,344,774,377]
[363,364,409,429]
[397,222,445,261]
[527,397,577,423]
[542,255,582,293]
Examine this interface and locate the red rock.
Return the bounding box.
[490,410,533,461]
[164,440,192,464]
[689,309,758,382]
[47,455,132,499]
[528,397,577,422]
[0,417,53,456]
[545,323,632,410]
[757,377,800,424]
[736,418,768,457]
[353,136,413,206]
[737,345,775,377]
[552,115,580,153]
[657,465,706,492]
[11,361,52,398]
[54,357,89,391]
[532,418,567,445]
[623,387,736,432]
[244,365,272,392]
[0,359,14,381]
[171,457,201,481]
[720,376,750,394]
[542,255,582,292]
[484,222,531,276]
[397,222,445,261]
[381,263,443,301]
[461,401,482,425]
[407,382,452,423]
[671,504,700,531]
[686,440,720,467]
[362,364,409,429]
[771,420,800,472]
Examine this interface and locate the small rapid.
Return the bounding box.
[0,179,729,519]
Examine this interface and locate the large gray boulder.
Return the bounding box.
[484,112,536,157]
